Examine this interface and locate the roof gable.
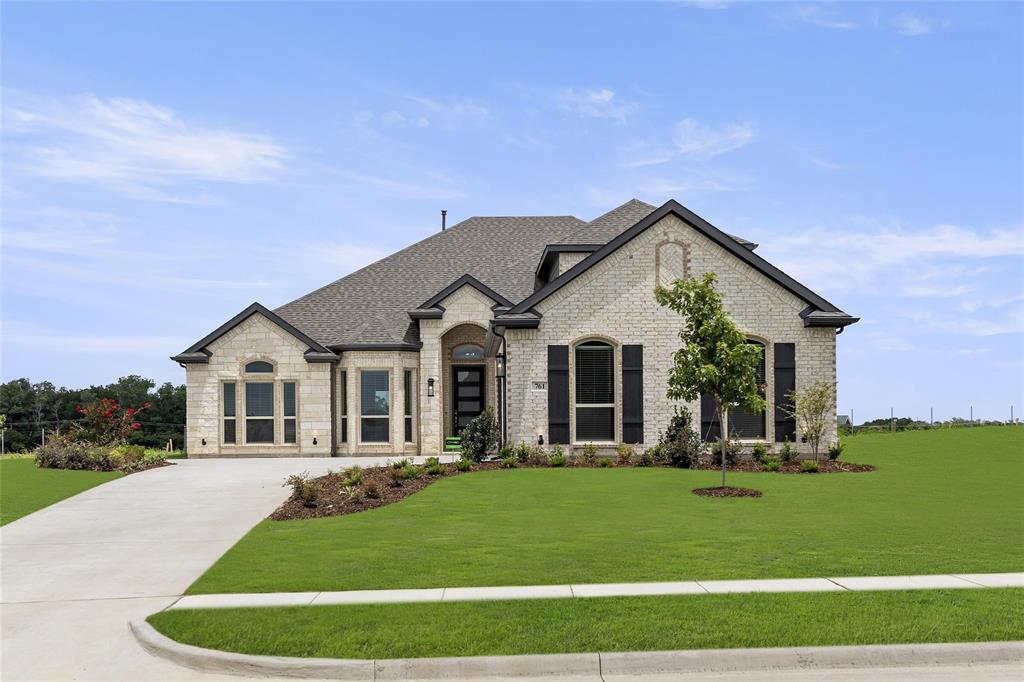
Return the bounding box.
[504,200,857,326]
[172,303,338,364]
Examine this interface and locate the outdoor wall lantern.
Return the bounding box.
[537,433,544,446]
[201,438,206,446]
[495,354,506,378]
[427,377,435,397]
[313,436,318,445]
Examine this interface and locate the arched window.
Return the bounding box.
[245,361,274,373]
[452,344,483,361]
[574,341,615,442]
[730,340,766,439]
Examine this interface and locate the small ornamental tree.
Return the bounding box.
[655,273,765,488]
[73,398,150,446]
[785,380,835,464]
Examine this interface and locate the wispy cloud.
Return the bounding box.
[891,12,933,37]
[680,0,731,9]
[806,153,848,170]
[555,88,637,122]
[673,118,754,158]
[788,4,858,30]
[329,169,466,200]
[5,92,287,201]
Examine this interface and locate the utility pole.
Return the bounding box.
[41,427,45,447]
[930,407,933,425]
[970,405,973,424]
[890,407,894,433]
[1012,405,1015,423]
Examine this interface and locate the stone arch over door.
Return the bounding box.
[441,323,495,438]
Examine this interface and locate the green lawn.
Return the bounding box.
[150,588,1024,659]
[0,457,122,525]
[189,426,1024,594]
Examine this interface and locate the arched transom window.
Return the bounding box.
[574,341,615,442]
[452,344,483,361]
[245,361,274,373]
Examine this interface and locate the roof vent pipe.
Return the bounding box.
[441,210,447,231]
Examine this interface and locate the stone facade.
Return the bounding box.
[504,213,836,453]
[184,214,840,458]
[417,285,500,455]
[184,313,332,457]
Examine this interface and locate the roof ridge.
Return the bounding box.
[587,198,655,224]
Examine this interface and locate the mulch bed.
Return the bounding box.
[270,457,875,521]
[692,486,763,498]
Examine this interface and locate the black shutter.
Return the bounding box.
[700,393,720,442]
[621,345,644,444]
[548,345,570,444]
[774,342,796,442]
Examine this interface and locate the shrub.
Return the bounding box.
[460,407,500,462]
[423,457,444,476]
[780,437,796,462]
[646,442,668,464]
[342,485,365,503]
[763,456,781,472]
[579,442,599,467]
[827,440,845,461]
[364,481,381,498]
[499,455,517,469]
[341,465,363,487]
[73,397,151,446]
[284,472,323,507]
[388,466,410,487]
[402,463,421,480]
[109,444,147,471]
[34,434,111,471]
[751,441,769,463]
[527,445,548,466]
[801,459,819,473]
[497,442,512,461]
[635,449,655,467]
[661,407,706,469]
[513,442,531,464]
[599,457,613,467]
[547,445,567,467]
[615,443,635,466]
[711,436,741,467]
[455,456,473,472]
[390,458,412,470]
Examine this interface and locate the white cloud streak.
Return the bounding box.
[673,118,754,158]
[555,88,637,122]
[5,92,287,201]
[891,13,933,37]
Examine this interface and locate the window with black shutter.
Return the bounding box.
[574,341,615,442]
[548,346,570,444]
[729,340,766,439]
[621,345,643,444]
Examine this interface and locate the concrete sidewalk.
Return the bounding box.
[169,571,1024,610]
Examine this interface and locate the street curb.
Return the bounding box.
[130,620,1024,680]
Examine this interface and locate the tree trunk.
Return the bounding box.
[718,403,728,488]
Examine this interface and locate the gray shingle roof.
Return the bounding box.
[274,214,586,348]
[557,199,656,244]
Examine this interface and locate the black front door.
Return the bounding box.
[453,365,485,433]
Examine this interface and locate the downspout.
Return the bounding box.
[492,325,508,444]
[329,360,338,457]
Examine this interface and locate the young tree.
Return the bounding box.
[655,273,765,488]
[786,380,835,464]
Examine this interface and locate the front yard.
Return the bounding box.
[0,457,122,525]
[188,426,1024,594]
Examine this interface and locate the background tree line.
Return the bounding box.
[0,376,186,452]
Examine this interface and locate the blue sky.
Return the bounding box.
[2,2,1021,422]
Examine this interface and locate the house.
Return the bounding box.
[172,199,857,457]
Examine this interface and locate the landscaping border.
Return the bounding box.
[131,619,1024,680]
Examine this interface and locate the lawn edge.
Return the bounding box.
[132,618,1024,680]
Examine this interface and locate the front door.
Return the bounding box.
[453,365,485,433]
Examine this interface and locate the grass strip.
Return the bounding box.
[149,588,1024,660]
[0,458,121,525]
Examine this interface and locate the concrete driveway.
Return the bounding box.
[0,456,428,681]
